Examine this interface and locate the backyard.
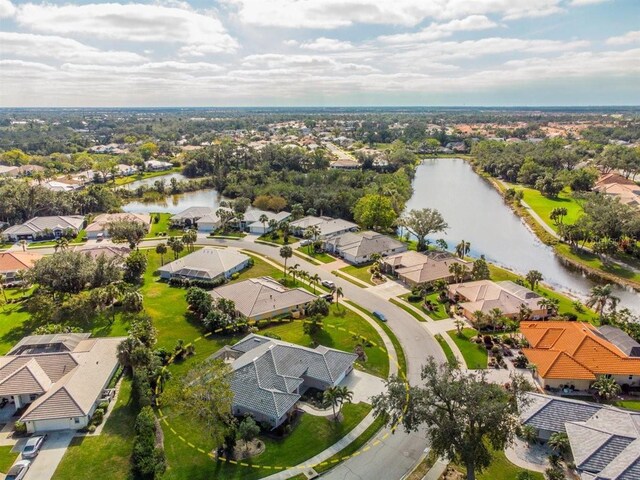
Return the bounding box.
[513,185,584,233]
[447,328,488,369]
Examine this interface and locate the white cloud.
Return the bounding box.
[379,15,497,44]
[606,31,640,46]
[222,0,564,28]
[569,0,610,5]
[299,37,354,51]
[0,0,15,18]
[0,32,146,64]
[14,2,238,54]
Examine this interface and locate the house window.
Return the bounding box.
[630,376,634,380]
[74,418,80,424]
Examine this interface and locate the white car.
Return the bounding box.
[22,434,47,459]
[6,460,31,480]
[321,280,336,289]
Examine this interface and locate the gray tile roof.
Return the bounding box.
[210,276,317,319]
[3,216,85,236]
[598,326,640,357]
[521,393,601,433]
[170,206,217,222]
[325,231,405,259]
[157,248,249,279]
[226,334,357,424]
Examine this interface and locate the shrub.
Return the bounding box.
[562,312,578,321]
[91,409,104,426]
[407,294,422,302]
[132,368,153,408]
[231,272,240,280]
[14,421,26,434]
[87,425,97,433]
[98,401,110,411]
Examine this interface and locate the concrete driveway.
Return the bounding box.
[339,370,386,404]
[22,431,74,480]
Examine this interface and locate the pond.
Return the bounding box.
[121,172,188,191]
[122,187,226,214]
[406,158,640,311]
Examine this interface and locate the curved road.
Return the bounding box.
[36,235,444,479]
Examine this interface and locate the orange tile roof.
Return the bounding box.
[521,321,640,379]
[0,252,42,272]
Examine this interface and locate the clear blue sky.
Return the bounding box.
[0,0,638,107]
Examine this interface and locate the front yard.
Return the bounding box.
[295,246,336,264]
[400,292,450,320]
[0,446,18,474]
[447,328,488,369]
[340,263,376,286]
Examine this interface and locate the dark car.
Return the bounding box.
[372,311,387,322]
[322,293,334,303]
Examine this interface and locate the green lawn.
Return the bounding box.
[454,448,544,480]
[515,186,584,233]
[617,400,640,411]
[555,243,640,284]
[341,264,375,286]
[295,246,336,264]
[488,263,599,323]
[112,167,181,186]
[0,446,18,474]
[52,378,136,480]
[147,212,182,238]
[435,334,458,367]
[257,230,292,245]
[0,291,34,354]
[400,293,450,321]
[162,403,371,480]
[447,328,488,369]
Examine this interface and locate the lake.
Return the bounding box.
[406,158,640,310]
[122,188,226,214]
[121,172,188,191]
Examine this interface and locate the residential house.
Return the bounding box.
[240,210,291,235]
[157,247,250,281]
[170,206,219,229]
[520,321,640,391]
[85,213,151,240]
[73,245,131,261]
[324,231,406,265]
[0,333,124,433]
[448,280,548,321]
[2,216,85,242]
[520,392,640,480]
[594,173,640,208]
[0,165,20,177]
[39,180,81,192]
[290,216,358,239]
[0,252,42,284]
[194,208,236,233]
[212,334,357,428]
[144,160,173,171]
[381,250,471,287]
[210,276,317,321]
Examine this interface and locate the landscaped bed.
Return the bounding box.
[447,328,488,369]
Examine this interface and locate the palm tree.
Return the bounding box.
[54,237,69,253]
[448,262,466,283]
[334,286,344,309]
[537,297,559,317]
[289,263,300,285]
[336,386,353,416]
[488,308,504,332]
[525,270,543,291]
[547,432,570,455]
[259,214,269,233]
[323,387,341,420]
[587,284,619,322]
[15,270,29,297]
[455,240,470,258]
[18,240,27,252]
[310,273,321,294]
[518,304,532,322]
[279,245,293,278]
[592,375,621,402]
[155,243,168,265]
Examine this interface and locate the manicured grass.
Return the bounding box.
[113,167,181,186]
[389,297,428,322]
[516,186,584,233]
[0,445,19,474]
[332,270,368,287]
[344,300,407,377]
[447,328,488,369]
[147,212,180,237]
[400,293,450,321]
[341,264,376,286]
[257,230,291,245]
[0,293,34,355]
[295,246,336,264]
[52,377,136,480]
[435,334,458,367]
[617,400,640,411]
[555,243,640,284]
[162,403,371,480]
[454,448,544,480]
[488,263,599,323]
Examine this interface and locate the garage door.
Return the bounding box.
[32,418,74,432]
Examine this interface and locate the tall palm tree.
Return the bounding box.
[18,240,27,252]
[54,237,69,253]
[289,264,300,285]
[310,273,321,294]
[323,387,341,420]
[0,274,7,303]
[586,284,619,321]
[155,243,168,265]
[448,262,466,283]
[336,386,354,416]
[455,240,471,258]
[334,286,344,309]
[279,245,293,278]
[259,214,269,233]
[537,297,559,317]
[547,432,570,455]
[525,270,543,291]
[15,270,29,297]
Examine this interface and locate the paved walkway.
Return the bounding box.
[504,437,550,473]
[23,431,75,480]
[423,457,449,480]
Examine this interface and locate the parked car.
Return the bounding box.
[321,280,335,289]
[22,434,47,459]
[300,239,312,246]
[6,460,31,480]
[372,311,387,322]
[321,293,334,303]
